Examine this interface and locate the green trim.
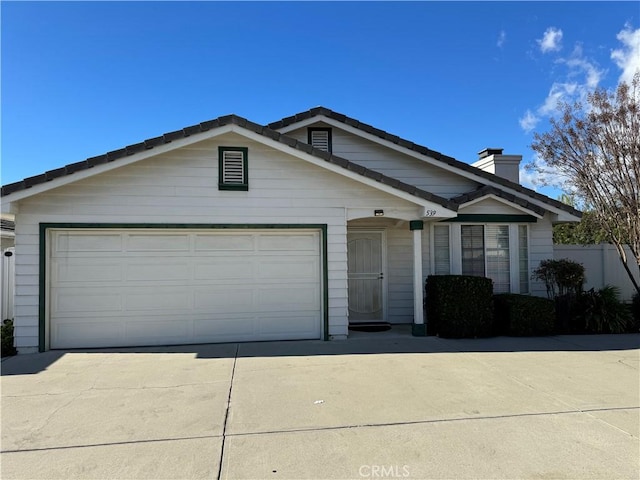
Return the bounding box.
[218,146,249,191]
[38,224,47,352]
[441,214,537,223]
[218,184,249,191]
[38,223,329,350]
[409,220,424,231]
[321,226,329,341]
[412,323,427,336]
[307,127,332,153]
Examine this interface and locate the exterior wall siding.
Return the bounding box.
[286,124,479,198]
[12,132,421,352]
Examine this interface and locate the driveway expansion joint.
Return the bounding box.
[217,343,239,480]
[224,406,640,438]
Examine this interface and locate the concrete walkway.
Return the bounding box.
[1,334,639,479]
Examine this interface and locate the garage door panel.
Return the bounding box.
[258,234,318,252]
[55,233,123,253]
[194,288,254,312]
[258,286,320,310]
[194,234,255,251]
[54,291,122,314]
[54,321,123,349]
[125,262,191,282]
[257,258,318,281]
[194,259,254,280]
[125,319,190,341]
[193,316,255,339]
[49,229,322,349]
[258,314,320,336]
[124,290,191,311]
[54,261,123,283]
[127,234,190,252]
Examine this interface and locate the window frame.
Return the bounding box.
[218,146,249,191]
[307,127,332,153]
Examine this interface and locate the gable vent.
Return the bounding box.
[308,128,332,152]
[222,150,245,184]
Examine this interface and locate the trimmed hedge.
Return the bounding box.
[1,319,17,357]
[493,294,556,336]
[631,293,640,333]
[426,275,493,338]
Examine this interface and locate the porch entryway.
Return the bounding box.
[347,230,386,324]
[346,217,426,336]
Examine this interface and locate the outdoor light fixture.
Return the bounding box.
[374,209,384,217]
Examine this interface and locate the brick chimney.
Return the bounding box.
[471,148,521,184]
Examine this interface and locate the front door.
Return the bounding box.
[347,230,385,323]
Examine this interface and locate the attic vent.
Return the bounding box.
[308,128,332,153]
[222,151,244,182]
[219,147,248,191]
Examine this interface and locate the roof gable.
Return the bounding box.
[268,107,581,219]
[452,186,546,217]
[1,114,458,214]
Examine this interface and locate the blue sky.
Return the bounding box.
[2,2,639,199]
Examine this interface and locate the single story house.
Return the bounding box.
[1,107,581,353]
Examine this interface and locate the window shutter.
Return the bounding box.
[222,150,245,184]
[310,130,331,152]
[433,225,450,275]
[518,225,529,293]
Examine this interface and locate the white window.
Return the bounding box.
[486,225,510,293]
[219,147,248,190]
[460,224,511,293]
[461,225,485,277]
[308,128,332,152]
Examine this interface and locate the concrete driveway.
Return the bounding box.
[2,333,639,480]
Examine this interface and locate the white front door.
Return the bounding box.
[347,230,385,323]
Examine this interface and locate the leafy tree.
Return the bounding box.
[553,211,609,245]
[529,72,640,295]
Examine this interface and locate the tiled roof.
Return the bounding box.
[0,114,458,211]
[268,107,582,218]
[451,185,547,216]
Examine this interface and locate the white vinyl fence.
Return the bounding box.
[1,248,15,321]
[554,244,639,302]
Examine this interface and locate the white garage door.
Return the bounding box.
[49,229,322,349]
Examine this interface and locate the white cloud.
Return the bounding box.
[611,24,640,85]
[518,110,539,133]
[519,43,605,133]
[538,82,578,115]
[497,30,506,48]
[565,45,604,88]
[538,27,563,53]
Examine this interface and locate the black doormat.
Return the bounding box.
[348,323,391,332]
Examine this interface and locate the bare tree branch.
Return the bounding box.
[529,72,640,295]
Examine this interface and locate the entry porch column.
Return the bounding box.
[409,220,426,336]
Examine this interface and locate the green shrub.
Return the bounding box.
[493,294,556,336]
[574,286,631,334]
[426,275,493,338]
[532,259,585,299]
[1,319,17,357]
